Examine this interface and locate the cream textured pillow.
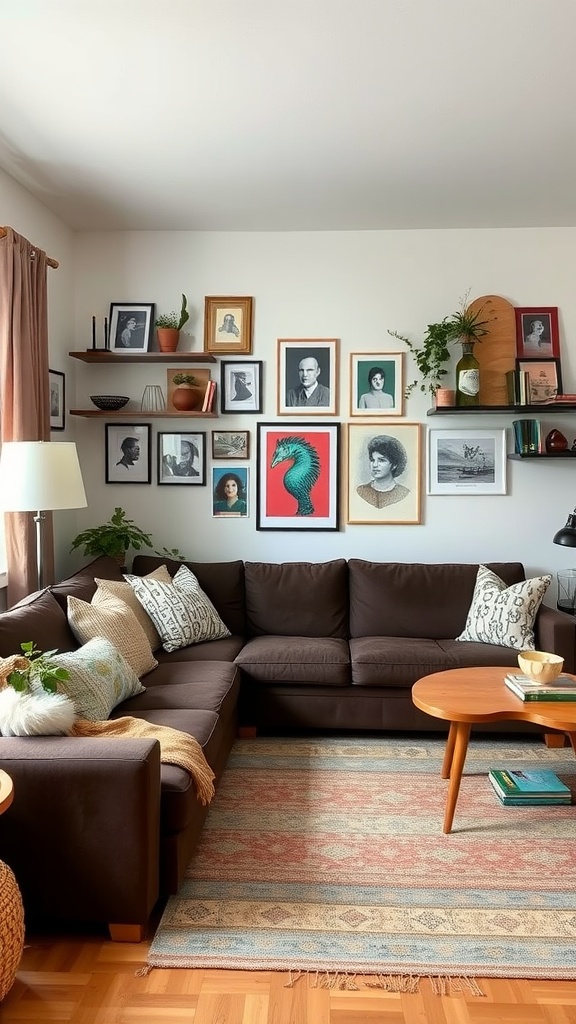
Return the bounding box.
[67,594,158,677]
[456,565,551,650]
[94,567,172,651]
[49,637,145,720]
[124,564,231,653]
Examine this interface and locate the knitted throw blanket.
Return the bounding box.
[71,716,215,805]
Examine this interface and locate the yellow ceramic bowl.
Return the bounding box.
[517,650,564,684]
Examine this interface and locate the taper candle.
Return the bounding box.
[104,317,109,349]
[91,316,96,349]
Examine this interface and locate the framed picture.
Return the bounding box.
[517,358,562,404]
[514,307,560,359]
[109,303,155,353]
[105,424,151,484]
[157,432,206,485]
[347,423,421,524]
[212,430,250,459]
[256,422,340,531]
[277,339,339,416]
[212,466,249,517]
[220,360,262,414]
[350,353,403,416]
[427,428,507,496]
[49,369,65,430]
[204,296,253,354]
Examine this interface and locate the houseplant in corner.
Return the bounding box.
[155,293,190,353]
[171,372,202,411]
[70,507,153,567]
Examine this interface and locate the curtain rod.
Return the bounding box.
[0,227,59,269]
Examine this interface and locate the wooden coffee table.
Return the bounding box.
[412,667,576,834]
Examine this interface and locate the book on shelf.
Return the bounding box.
[504,672,576,702]
[202,379,216,413]
[488,767,571,798]
[201,379,212,412]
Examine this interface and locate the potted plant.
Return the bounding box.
[389,293,492,400]
[155,293,190,353]
[171,372,202,411]
[70,507,153,566]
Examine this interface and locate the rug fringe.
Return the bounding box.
[283,970,485,995]
[135,964,153,977]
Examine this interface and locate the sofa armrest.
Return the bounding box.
[0,736,161,928]
[536,604,576,673]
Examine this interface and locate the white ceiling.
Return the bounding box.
[1,0,576,232]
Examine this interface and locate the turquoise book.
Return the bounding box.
[489,768,571,798]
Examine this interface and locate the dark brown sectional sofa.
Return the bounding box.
[0,553,573,940]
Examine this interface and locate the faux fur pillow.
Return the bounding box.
[94,566,171,651]
[0,686,76,736]
[67,593,158,677]
[124,564,230,653]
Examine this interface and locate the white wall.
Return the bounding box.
[70,228,576,603]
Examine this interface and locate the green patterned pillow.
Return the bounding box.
[456,565,551,650]
[49,637,145,720]
[124,564,231,653]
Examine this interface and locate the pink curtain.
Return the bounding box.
[0,227,54,605]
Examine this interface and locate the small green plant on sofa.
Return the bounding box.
[70,507,153,563]
[155,293,190,331]
[6,642,69,693]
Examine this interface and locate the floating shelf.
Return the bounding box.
[70,409,217,419]
[508,451,576,460]
[428,404,576,415]
[69,351,216,364]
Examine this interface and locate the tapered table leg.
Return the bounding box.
[443,722,471,834]
[441,722,457,779]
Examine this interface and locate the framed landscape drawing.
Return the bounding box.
[204,296,253,354]
[105,424,151,484]
[347,422,421,525]
[277,339,339,416]
[427,428,506,495]
[350,352,403,416]
[212,430,250,459]
[109,303,154,353]
[256,422,340,531]
[514,306,560,360]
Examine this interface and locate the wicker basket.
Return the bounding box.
[0,860,24,1001]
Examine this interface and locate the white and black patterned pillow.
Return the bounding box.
[456,564,551,650]
[123,564,231,653]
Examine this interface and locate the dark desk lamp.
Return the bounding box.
[553,508,576,614]
[553,509,576,547]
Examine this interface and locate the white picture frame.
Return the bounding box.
[427,428,507,495]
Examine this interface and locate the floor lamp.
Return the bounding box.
[553,507,576,615]
[0,441,87,590]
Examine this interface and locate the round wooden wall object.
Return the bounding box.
[466,294,516,405]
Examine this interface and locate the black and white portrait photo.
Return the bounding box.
[109,303,154,353]
[105,424,151,484]
[277,339,338,415]
[49,369,65,430]
[157,432,206,485]
[347,423,421,524]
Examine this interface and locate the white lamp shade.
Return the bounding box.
[0,441,87,512]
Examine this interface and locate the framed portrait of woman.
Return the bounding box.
[350,353,403,416]
[347,423,421,525]
[212,466,249,517]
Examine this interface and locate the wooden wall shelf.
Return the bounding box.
[508,451,576,460]
[70,410,217,419]
[428,404,576,415]
[69,351,216,364]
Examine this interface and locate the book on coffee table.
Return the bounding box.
[504,673,576,702]
[489,768,571,804]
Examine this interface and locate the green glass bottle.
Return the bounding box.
[456,341,480,406]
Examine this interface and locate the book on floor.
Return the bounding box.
[488,768,571,799]
[504,673,576,702]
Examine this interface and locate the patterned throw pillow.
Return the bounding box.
[94,567,171,651]
[67,593,158,677]
[124,564,231,653]
[49,637,145,720]
[456,564,551,650]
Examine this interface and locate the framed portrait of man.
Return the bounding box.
[277,339,339,416]
[105,424,151,484]
[109,303,154,353]
[347,422,421,524]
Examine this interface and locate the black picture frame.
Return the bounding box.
[105,424,151,483]
[220,361,263,414]
[49,369,65,430]
[157,432,206,485]
[109,303,155,353]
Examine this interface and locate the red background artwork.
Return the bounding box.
[265,430,331,518]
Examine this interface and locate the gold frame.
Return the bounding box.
[204,296,253,354]
[346,422,421,525]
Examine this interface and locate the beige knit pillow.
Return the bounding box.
[94,566,172,651]
[67,594,158,677]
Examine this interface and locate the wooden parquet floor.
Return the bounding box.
[2,930,576,1023]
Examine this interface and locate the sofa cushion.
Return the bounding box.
[0,590,78,658]
[50,556,126,611]
[124,565,231,653]
[118,661,239,716]
[350,636,521,687]
[244,560,349,638]
[456,565,551,651]
[93,567,172,651]
[235,636,350,685]
[132,555,246,636]
[51,637,145,720]
[348,560,526,639]
[67,593,158,677]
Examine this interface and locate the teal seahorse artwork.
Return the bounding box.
[270,435,321,516]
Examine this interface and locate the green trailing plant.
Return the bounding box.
[70,507,153,562]
[172,373,200,386]
[155,293,190,331]
[7,642,70,693]
[389,291,493,398]
[154,545,187,562]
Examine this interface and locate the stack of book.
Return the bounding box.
[504,672,576,702]
[201,380,217,413]
[506,369,531,405]
[489,768,571,805]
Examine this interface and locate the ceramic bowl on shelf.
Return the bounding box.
[517,650,564,684]
[90,395,130,411]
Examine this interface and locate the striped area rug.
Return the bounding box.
[147,736,576,981]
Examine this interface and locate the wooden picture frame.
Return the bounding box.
[277,339,339,416]
[109,303,154,353]
[212,430,250,459]
[350,353,403,416]
[105,424,151,484]
[220,360,263,414]
[347,423,421,525]
[516,358,562,404]
[49,369,65,430]
[427,428,507,495]
[157,431,206,485]
[256,422,340,531]
[514,307,560,360]
[212,466,249,517]
[204,296,253,354]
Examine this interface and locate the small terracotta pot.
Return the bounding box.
[172,385,199,411]
[156,328,180,353]
[435,388,455,407]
